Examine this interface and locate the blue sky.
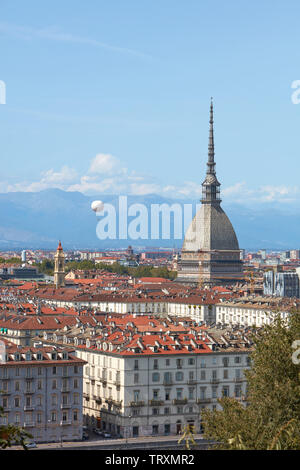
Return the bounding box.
[1,0,300,205]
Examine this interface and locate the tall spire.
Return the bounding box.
[207,97,215,173]
[201,98,221,204]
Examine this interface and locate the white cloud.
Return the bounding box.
[1,153,300,204]
[88,154,121,175]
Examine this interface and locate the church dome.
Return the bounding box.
[182,203,239,252]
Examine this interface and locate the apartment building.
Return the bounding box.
[0,339,86,443]
[39,314,252,437]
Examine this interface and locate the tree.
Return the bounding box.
[0,401,32,449]
[201,311,300,449]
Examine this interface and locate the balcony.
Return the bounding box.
[105,398,122,408]
[60,420,72,426]
[187,379,197,384]
[93,395,102,405]
[24,405,35,411]
[149,399,164,406]
[23,422,35,428]
[61,403,72,409]
[130,401,145,407]
[100,377,107,385]
[234,377,244,383]
[172,398,187,405]
[83,392,89,399]
[25,376,34,381]
[24,389,35,395]
[197,398,212,404]
[61,387,70,393]
[210,379,220,384]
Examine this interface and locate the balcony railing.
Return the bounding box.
[23,422,35,428]
[197,398,212,404]
[210,379,220,384]
[60,420,72,426]
[149,399,164,406]
[24,405,35,411]
[172,398,187,405]
[61,403,72,409]
[130,401,145,407]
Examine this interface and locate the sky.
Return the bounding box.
[1,0,300,206]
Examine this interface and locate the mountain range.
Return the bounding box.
[0,189,298,251]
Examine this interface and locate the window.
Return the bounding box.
[212,386,217,398]
[176,359,183,369]
[14,397,20,407]
[51,412,57,422]
[134,373,139,384]
[74,379,78,389]
[133,390,140,402]
[200,359,206,368]
[152,372,160,382]
[234,356,241,364]
[188,358,195,365]
[153,359,159,370]
[153,389,159,399]
[164,407,170,415]
[134,360,139,370]
[52,366,57,375]
[166,359,170,366]
[52,379,57,389]
[152,408,159,415]
[165,389,171,401]
[175,371,183,381]
[38,380,42,390]
[188,387,195,400]
[73,411,78,422]
[223,370,228,379]
[176,388,183,399]
[200,370,206,380]
[74,365,78,374]
[222,386,229,397]
[200,387,206,399]
[223,357,229,367]
[15,381,20,391]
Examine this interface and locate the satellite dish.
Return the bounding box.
[91,200,104,213]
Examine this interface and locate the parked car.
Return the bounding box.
[102,432,111,438]
[92,428,102,436]
[82,432,89,440]
[25,441,37,449]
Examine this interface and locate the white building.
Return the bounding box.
[0,339,86,443]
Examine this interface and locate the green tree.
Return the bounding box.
[0,401,32,449]
[201,311,300,449]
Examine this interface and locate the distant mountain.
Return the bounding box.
[0,189,298,250]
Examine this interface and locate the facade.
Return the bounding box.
[0,339,86,443]
[264,270,300,298]
[39,314,252,437]
[54,241,65,289]
[177,100,243,286]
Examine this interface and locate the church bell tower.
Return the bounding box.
[54,241,65,288]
